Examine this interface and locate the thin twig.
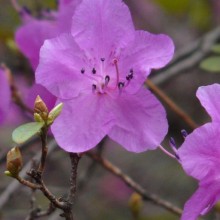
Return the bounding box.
[86,152,182,216]
[25,203,56,220]
[146,79,198,129]
[1,64,33,114]
[37,127,48,174]
[68,153,80,204]
[151,27,220,85]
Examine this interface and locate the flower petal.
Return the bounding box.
[196,84,220,122]
[108,87,168,152]
[118,31,174,93]
[121,30,174,74]
[15,18,58,70]
[0,69,11,124]
[36,34,91,99]
[181,181,220,220]
[58,0,82,33]
[51,94,115,152]
[71,0,135,60]
[178,123,220,181]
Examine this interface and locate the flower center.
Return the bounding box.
[80,58,134,95]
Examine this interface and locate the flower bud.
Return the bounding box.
[34,95,48,115]
[47,103,63,125]
[34,96,48,121]
[128,193,143,218]
[6,147,23,177]
[34,113,44,123]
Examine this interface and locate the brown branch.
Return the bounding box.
[16,176,41,190]
[1,63,33,114]
[37,127,48,174]
[151,27,220,85]
[25,203,56,220]
[146,79,198,129]
[86,152,182,216]
[68,153,80,204]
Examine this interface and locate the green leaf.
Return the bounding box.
[211,44,220,54]
[200,56,220,72]
[12,122,44,144]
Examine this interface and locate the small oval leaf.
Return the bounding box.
[211,44,220,54]
[200,56,220,72]
[12,122,44,144]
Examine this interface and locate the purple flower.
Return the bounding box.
[36,0,174,153]
[178,84,220,220]
[0,69,11,124]
[15,0,81,69]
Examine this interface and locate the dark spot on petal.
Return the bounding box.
[105,75,110,84]
[118,82,125,89]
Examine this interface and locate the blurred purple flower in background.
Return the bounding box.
[15,0,81,69]
[178,84,220,220]
[0,68,10,124]
[36,0,174,153]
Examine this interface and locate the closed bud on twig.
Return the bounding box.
[34,95,48,121]
[34,113,44,123]
[128,192,143,218]
[6,147,23,178]
[47,103,63,125]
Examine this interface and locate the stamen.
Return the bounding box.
[101,58,105,62]
[92,68,96,74]
[126,69,134,81]
[181,129,188,139]
[118,82,124,89]
[92,84,96,92]
[113,59,120,85]
[81,68,85,74]
[159,145,177,160]
[105,75,110,85]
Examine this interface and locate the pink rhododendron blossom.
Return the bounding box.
[15,0,81,70]
[178,84,220,220]
[36,0,174,153]
[0,69,11,124]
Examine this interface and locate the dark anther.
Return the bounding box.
[92,68,96,74]
[105,75,110,84]
[81,68,85,74]
[101,58,105,62]
[92,84,97,91]
[169,137,176,148]
[129,73,133,79]
[181,129,188,139]
[126,72,133,81]
[130,68,134,74]
[118,82,125,89]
